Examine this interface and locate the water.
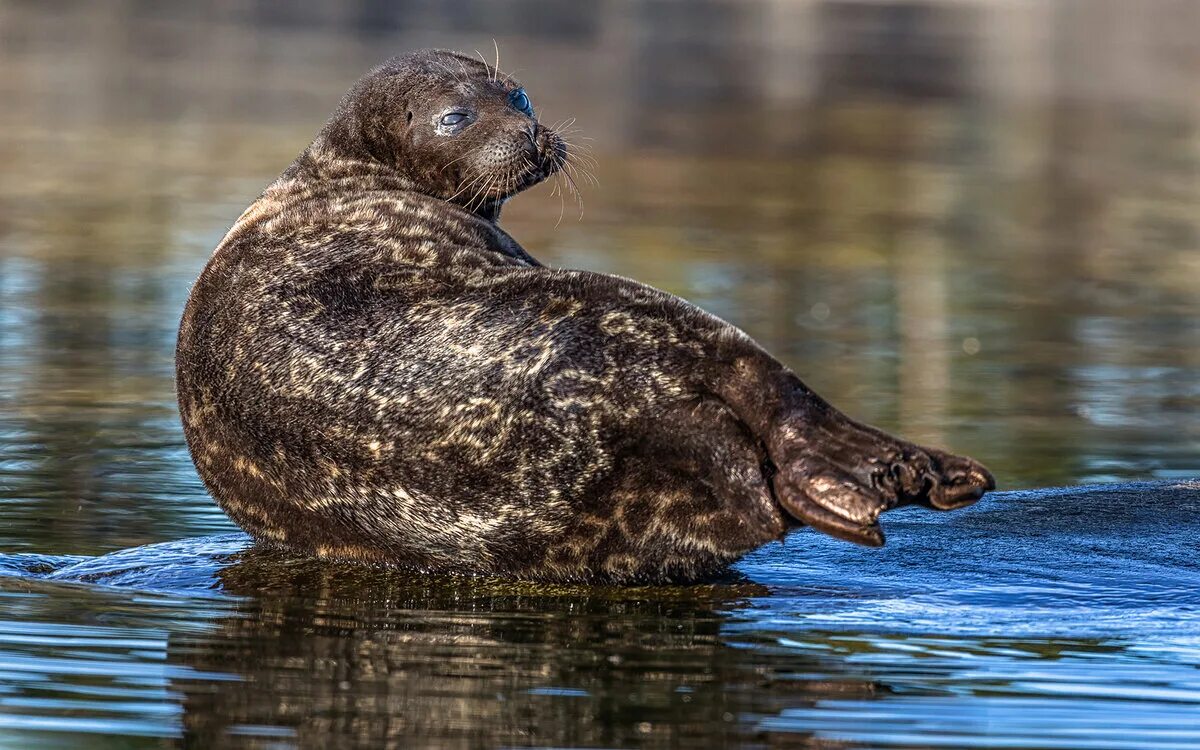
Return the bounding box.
[1,482,1198,748]
[1,1,1198,747]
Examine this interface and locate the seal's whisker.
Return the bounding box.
[573,156,599,172]
[530,153,566,228]
[438,146,485,173]
[554,124,588,143]
[558,148,599,178]
[492,39,501,83]
[558,145,598,170]
[464,180,481,209]
[556,160,585,219]
[570,161,599,188]
[563,147,598,176]
[555,131,596,161]
[501,163,515,197]
[464,172,491,206]
[554,174,567,228]
[446,168,486,203]
[446,52,466,81]
[482,175,498,208]
[447,167,481,198]
[469,175,495,210]
[432,61,454,82]
[555,128,596,145]
[567,159,592,198]
[436,60,469,86]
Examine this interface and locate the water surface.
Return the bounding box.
[0,1,1197,747]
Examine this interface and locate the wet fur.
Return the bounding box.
[176,50,994,583]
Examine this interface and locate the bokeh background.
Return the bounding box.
[1,3,1199,749]
[1,0,1197,549]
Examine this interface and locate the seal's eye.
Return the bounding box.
[440,112,467,127]
[509,88,534,117]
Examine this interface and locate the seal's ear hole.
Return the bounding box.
[406,111,413,124]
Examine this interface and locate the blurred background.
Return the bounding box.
[1,3,1199,749]
[1,0,1197,556]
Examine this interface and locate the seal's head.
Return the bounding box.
[313,49,566,217]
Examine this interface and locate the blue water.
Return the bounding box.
[1,481,1197,748]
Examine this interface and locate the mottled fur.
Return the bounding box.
[176,50,994,583]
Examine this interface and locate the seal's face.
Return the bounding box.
[412,71,565,209]
[325,50,566,216]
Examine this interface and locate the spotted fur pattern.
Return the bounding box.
[176,50,994,583]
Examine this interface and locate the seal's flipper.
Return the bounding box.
[771,464,889,546]
[903,445,995,511]
[766,406,995,547]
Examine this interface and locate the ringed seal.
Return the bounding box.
[175,49,995,583]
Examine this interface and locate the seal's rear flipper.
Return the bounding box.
[766,404,995,546]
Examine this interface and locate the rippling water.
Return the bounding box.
[1,1,1198,747]
[1,481,1198,748]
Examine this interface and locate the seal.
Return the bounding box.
[175,49,995,583]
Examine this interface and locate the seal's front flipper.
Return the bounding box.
[766,402,995,546]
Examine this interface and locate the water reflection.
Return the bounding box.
[2,524,1197,749]
[0,481,1192,747]
[179,564,778,748]
[0,0,1198,747]
[176,564,1197,749]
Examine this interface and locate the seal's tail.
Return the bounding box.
[766,404,995,546]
